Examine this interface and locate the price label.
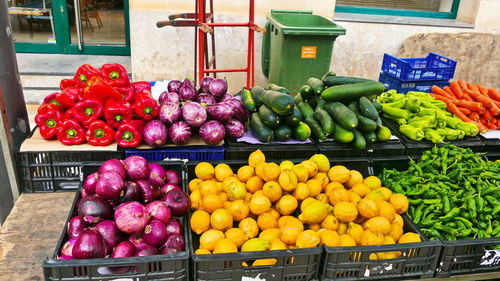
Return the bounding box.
[301,46,317,59]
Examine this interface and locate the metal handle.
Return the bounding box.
[74,0,83,51]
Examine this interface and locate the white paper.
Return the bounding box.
[389,135,399,140]
[481,130,500,140]
[480,250,500,266]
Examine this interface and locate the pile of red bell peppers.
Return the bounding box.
[35,63,159,147]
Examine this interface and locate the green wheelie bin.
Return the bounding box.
[262,10,346,93]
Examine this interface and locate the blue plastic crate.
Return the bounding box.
[379,72,449,93]
[125,145,224,161]
[381,52,456,81]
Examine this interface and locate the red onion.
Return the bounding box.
[146,201,171,224]
[165,169,181,185]
[137,179,154,204]
[165,218,183,236]
[61,238,78,257]
[224,119,245,138]
[161,247,179,255]
[119,181,142,203]
[115,201,149,234]
[200,76,214,92]
[182,101,207,127]
[209,78,228,98]
[67,216,86,239]
[95,170,125,201]
[163,189,190,216]
[96,220,122,250]
[142,220,168,246]
[167,80,182,93]
[83,172,99,194]
[58,255,74,260]
[136,245,159,257]
[72,229,106,259]
[81,189,90,198]
[162,234,185,252]
[110,241,136,258]
[159,91,180,104]
[159,102,182,125]
[143,120,168,147]
[148,163,166,187]
[169,121,192,145]
[197,93,216,105]
[160,183,181,197]
[128,233,149,251]
[78,195,113,224]
[199,120,226,145]
[98,159,126,179]
[123,156,150,181]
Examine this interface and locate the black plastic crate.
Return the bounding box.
[479,134,500,156]
[125,145,224,161]
[224,138,318,161]
[317,139,406,159]
[370,155,416,178]
[43,161,190,281]
[382,117,484,158]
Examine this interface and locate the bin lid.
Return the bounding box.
[267,10,346,36]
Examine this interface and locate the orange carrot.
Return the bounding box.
[488,103,500,116]
[477,84,489,96]
[469,112,480,121]
[492,118,498,124]
[450,81,464,99]
[486,122,497,130]
[454,100,485,113]
[458,80,469,92]
[467,83,481,94]
[458,107,472,115]
[429,93,453,103]
[467,88,494,108]
[443,86,456,98]
[487,88,500,102]
[482,110,493,121]
[432,85,455,99]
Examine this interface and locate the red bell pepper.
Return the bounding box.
[57,119,86,145]
[56,88,80,108]
[133,90,153,103]
[133,97,159,121]
[74,64,101,87]
[64,108,75,119]
[35,111,63,140]
[115,121,142,147]
[101,63,130,87]
[104,99,133,129]
[60,78,78,90]
[131,81,152,93]
[114,86,134,102]
[73,100,104,127]
[83,76,123,103]
[44,92,61,105]
[86,120,115,146]
[37,104,62,114]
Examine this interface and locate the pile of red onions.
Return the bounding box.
[146,77,247,147]
[61,156,189,260]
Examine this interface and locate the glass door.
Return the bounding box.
[10,0,130,55]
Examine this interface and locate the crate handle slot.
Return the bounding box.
[97,265,135,275]
[241,258,278,268]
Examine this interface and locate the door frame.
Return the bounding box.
[14,0,130,55]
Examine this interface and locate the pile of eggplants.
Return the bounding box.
[142,77,248,146]
[59,156,190,260]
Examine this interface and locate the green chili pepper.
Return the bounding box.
[413,205,425,224]
[491,225,500,237]
[455,217,473,228]
[467,198,477,218]
[423,199,441,205]
[442,196,451,214]
[475,196,485,213]
[438,207,461,222]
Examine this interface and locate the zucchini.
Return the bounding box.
[352,129,367,149]
[241,88,256,112]
[293,93,304,104]
[296,101,314,119]
[363,131,377,144]
[333,125,354,144]
[260,90,294,116]
[308,95,319,108]
[359,96,380,121]
[315,98,326,111]
[371,100,383,113]
[347,101,377,133]
[285,107,303,127]
[267,83,289,95]
[321,81,385,102]
[250,86,265,107]
[324,102,358,130]
[323,76,372,87]
[305,117,327,141]
[258,104,281,129]
[321,71,336,81]
[250,112,274,143]
[293,122,311,141]
[274,125,292,142]
[299,84,314,100]
[313,109,335,135]
[307,77,325,96]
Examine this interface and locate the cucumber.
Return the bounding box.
[260,90,294,116]
[241,88,256,112]
[293,93,303,104]
[250,112,274,143]
[268,83,289,95]
[359,96,380,121]
[313,109,335,135]
[322,76,372,87]
[308,95,319,108]
[324,102,358,130]
[250,86,265,107]
[363,131,377,143]
[321,71,336,81]
[296,101,314,119]
[305,117,326,141]
[376,125,392,141]
[307,77,325,96]
[274,125,292,142]
[352,129,367,149]
[333,125,354,143]
[285,107,303,127]
[299,84,314,100]
[321,81,385,103]
[347,101,377,133]
[258,104,281,129]
[293,122,311,141]
[347,101,360,114]
[371,100,383,113]
[315,98,326,111]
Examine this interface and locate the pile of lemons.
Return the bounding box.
[189,149,421,264]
